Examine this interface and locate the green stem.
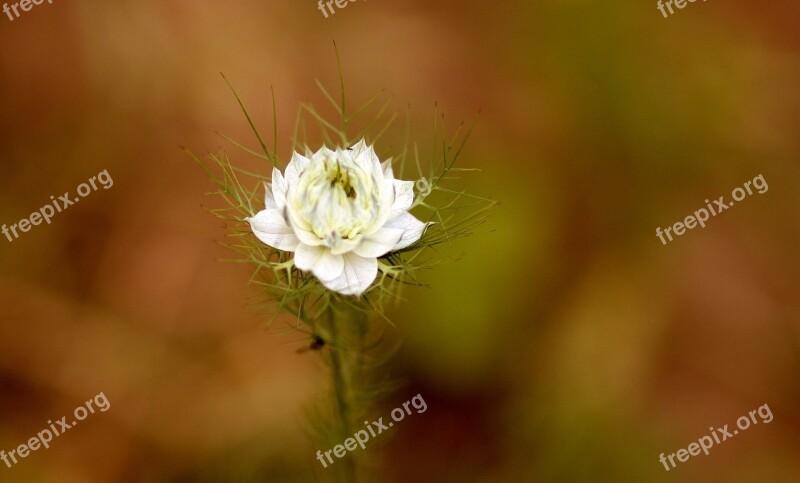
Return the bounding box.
[327,307,357,483]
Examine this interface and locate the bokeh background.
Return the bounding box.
[1,0,799,481]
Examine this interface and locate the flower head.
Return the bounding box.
[247,140,428,295]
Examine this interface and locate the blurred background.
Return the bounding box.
[1,0,799,481]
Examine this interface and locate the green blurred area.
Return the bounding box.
[1,0,799,481]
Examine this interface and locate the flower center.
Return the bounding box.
[287,154,382,249]
[327,161,357,199]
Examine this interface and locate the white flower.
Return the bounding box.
[247,140,428,295]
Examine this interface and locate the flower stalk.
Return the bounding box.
[327,306,357,482]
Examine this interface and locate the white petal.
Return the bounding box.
[290,223,324,247]
[354,227,403,258]
[247,209,299,252]
[383,212,428,250]
[376,178,396,226]
[284,205,324,247]
[313,146,337,160]
[366,145,383,176]
[270,167,287,210]
[347,139,368,158]
[285,152,310,186]
[321,253,378,295]
[263,182,276,209]
[295,244,344,282]
[390,179,415,216]
[381,159,394,179]
[330,237,362,255]
[353,150,376,177]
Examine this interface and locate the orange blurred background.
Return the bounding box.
[1,1,799,481]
